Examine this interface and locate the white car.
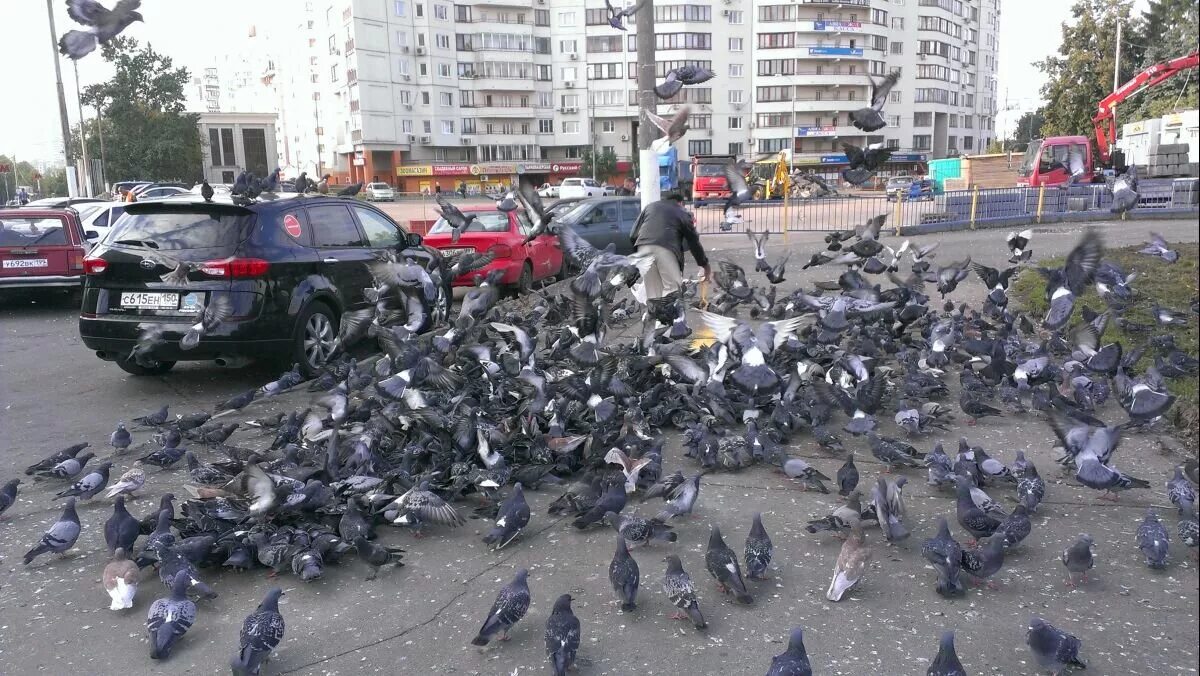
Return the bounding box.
[537,183,560,198]
[137,186,190,200]
[601,184,617,196]
[77,201,128,246]
[366,182,396,201]
[558,178,605,199]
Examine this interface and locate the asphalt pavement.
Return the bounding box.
[0,217,1197,675]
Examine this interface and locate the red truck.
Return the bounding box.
[690,154,737,201]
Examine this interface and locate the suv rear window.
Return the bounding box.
[0,217,68,246]
[107,209,254,250]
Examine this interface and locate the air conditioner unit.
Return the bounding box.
[705,128,713,137]
[565,81,575,88]
[732,103,744,110]
[404,103,413,110]
[748,122,756,129]
[407,134,415,142]
[748,138,756,145]
[416,47,426,55]
[402,46,410,53]
[569,53,579,60]
[620,134,629,141]
[402,74,411,80]
[460,137,472,145]
[721,9,730,16]
[918,53,927,60]
[420,135,432,144]
[563,106,578,113]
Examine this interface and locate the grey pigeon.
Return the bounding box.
[59,0,145,60]
[1037,229,1103,330]
[544,594,580,676]
[850,71,900,132]
[1017,462,1046,513]
[783,458,831,493]
[231,587,285,676]
[1138,232,1178,262]
[954,475,1001,543]
[744,512,773,580]
[959,535,1005,589]
[104,495,140,554]
[24,441,89,476]
[1026,617,1087,674]
[837,453,859,496]
[922,517,965,598]
[133,405,169,427]
[663,554,706,629]
[573,480,626,529]
[872,476,909,543]
[1136,508,1169,569]
[608,535,640,611]
[353,536,405,580]
[483,483,531,550]
[1109,164,1139,214]
[1061,534,1095,587]
[927,630,967,676]
[608,511,676,546]
[110,421,132,451]
[471,568,531,645]
[0,478,19,518]
[55,461,112,500]
[766,626,812,676]
[36,451,95,480]
[998,503,1032,548]
[146,574,197,660]
[1167,466,1196,513]
[655,473,700,520]
[23,497,81,564]
[705,525,753,603]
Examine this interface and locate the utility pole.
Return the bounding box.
[590,94,597,181]
[1112,18,1122,147]
[636,1,660,207]
[46,0,76,194]
[72,60,92,196]
[95,100,107,189]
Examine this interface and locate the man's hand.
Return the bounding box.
[699,265,711,282]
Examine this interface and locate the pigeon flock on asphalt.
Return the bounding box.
[5,206,1196,673]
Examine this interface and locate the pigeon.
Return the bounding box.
[434,193,480,243]
[58,0,145,60]
[841,142,893,185]
[1136,507,1169,569]
[133,405,170,427]
[181,296,234,350]
[230,588,286,676]
[998,503,1033,548]
[105,468,146,499]
[837,454,859,496]
[1061,533,1095,587]
[827,525,871,601]
[850,71,900,132]
[1026,617,1087,674]
[0,478,19,518]
[483,483,531,550]
[103,547,140,610]
[1037,229,1103,330]
[387,481,465,533]
[24,441,90,476]
[545,593,581,676]
[655,473,700,520]
[1109,164,1138,214]
[1167,466,1197,514]
[922,517,965,598]
[200,180,215,202]
[654,64,717,99]
[339,498,373,542]
[353,536,405,580]
[806,492,867,537]
[1006,229,1033,263]
[55,460,111,500]
[574,480,627,529]
[783,458,831,493]
[766,627,813,676]
[646,105,691,153]
[608,511,677,546]
[662,555,706,629]
[927,630,968,676]
[744,512,773,580]
[705,525,754,603]
[35,450,95,481]
[959,534,1006,588]
[604,0,644,30]
[1138,232,1179,262]
[608,535,640,611]
[471,569,531,645]
[105,495,141,554]
[24,497,81,565]
[955,475,1001,544]
[337,181,363,196]
[146,574,198,660]
[217,388,257,413]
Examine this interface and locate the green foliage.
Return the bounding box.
[1011,111,1046,152]
[1123,0,1200,120]
[1037,0,1136,155]
[1011,242,1199,440]
[580,147,619,182]
[0,155,40,200]
[79,37,202,183]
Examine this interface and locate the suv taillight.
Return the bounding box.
[68,247,86,272]
[83,256,107,275]
[200,257,270,278]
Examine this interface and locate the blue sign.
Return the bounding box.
[813,20,863,31]
[818,153,927,164]
[807,47,863,57]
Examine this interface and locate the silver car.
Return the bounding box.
[366,182,396,201]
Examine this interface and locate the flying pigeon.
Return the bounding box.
[58,0,144,60]
[849,71,900,132]
[1109,164,1138,214]
[604,0,644,30]
[646,106,691,153]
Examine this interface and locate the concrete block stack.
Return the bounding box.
[1147,143,1197,178]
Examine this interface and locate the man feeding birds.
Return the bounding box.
[629,191,710,333]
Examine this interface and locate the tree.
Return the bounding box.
[1123,0,1199,120]
[580,147,618,182]
[78,37,202,183]
[1037,0,1136,156]
[0,155,39,201]
[1010,110,1046,152]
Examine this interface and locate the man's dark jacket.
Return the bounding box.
[629,199,709,271]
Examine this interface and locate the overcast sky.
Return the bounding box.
[0,0,1151,166]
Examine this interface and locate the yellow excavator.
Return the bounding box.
[749,152,793,199]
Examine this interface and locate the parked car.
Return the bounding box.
[366,182,396,202]
[77,201,128,246]
[558,178,605,199]
[601,183,618,196]
[886,177,934,202]
[884,175,914,195]
[0,208,89,295]
[537,183,560,199]
[111,181,151,197]
[554,196,640,256]
[136,186,190,200]
[544,198,584,221]
[132,182,189,196]
[78,195,443,377]
[22,197,104,209]
[422,204,563,293]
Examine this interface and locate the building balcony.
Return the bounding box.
[463,105,540,117]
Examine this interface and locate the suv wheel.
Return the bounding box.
[295,302,338,376]
[115,358,176,376]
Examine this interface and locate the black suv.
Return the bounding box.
[79,195,443,376]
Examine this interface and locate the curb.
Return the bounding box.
[897,208,1200,236]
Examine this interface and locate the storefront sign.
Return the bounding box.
[795,126,839,138]
[807,47,864,57]
[470,163,518,176]
[433,164,472,176]
[812,20,862,31]
[817,153,927,164]
[549,161,582,173]
[396,165,433,176]
[517,162,552,173]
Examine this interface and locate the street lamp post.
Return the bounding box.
[636,1,660,206]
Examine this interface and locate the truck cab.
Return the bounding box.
[691,154,737,202]
[1017,136,1098,187]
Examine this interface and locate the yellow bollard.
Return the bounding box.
[782,188,790,244]
[892,192,902,235]
[1036,184,1046,224]
[699,278,709,309]
[969,186,980,230]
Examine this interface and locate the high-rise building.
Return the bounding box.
[262,0,998,189]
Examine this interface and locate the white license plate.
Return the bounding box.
[2,258,48,269]
[121,291,179,310]
[441,248,474,255]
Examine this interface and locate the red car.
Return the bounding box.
[422,204,563,293]
[0,208,89,296]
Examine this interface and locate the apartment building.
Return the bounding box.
[274,0,998,189]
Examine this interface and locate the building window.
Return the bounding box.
[601,120,616,133]
[329,64,338,81]
[948,136,958,150]
[890,90,901,103]
[439,92,453,107]
[394,1,406,17]
[757,59,795,76]
[396,31,408,48]
[890,41,903,55]
[688,140,712,155]
[563,121,581,133]
[564,146,583,159]
[962,136,973,150]
[441,120,455,135]
[561,94,579,108]
[948,114,959,128]
[758,33,794,49]
[587,36,623,53]
[560,39,577,53]
[562,67,577,81]
[728,63,743,78]
[535,9,550,25]
[434,3,447,19]
[436,34,449,49]
[421,91,430,105]
[892,16,904,29]
[913,112,932,127]
[728,37,743,52]
[728,142,743,156]
[728,116,743,130]
[558,10,576,24]
[887,115,900,127]
[758,5,794,22]
[537,91,552,107]
[885,138,900,150]
[399,90,411,105]
[655,33,712,50]
[760,138,790,153]
[416,3,424,17]
[728,90,744,104]
[655,5,712,22]
[538,119,553,133]
[585,8,608,25]
[588,63,622,80]
[872,8,887,25]
[401,119,413,134]
[727,10,744,24]
[912,135,932,150]
[419,63,427,76]
[437,63,451,77]
[423,120,432,134]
